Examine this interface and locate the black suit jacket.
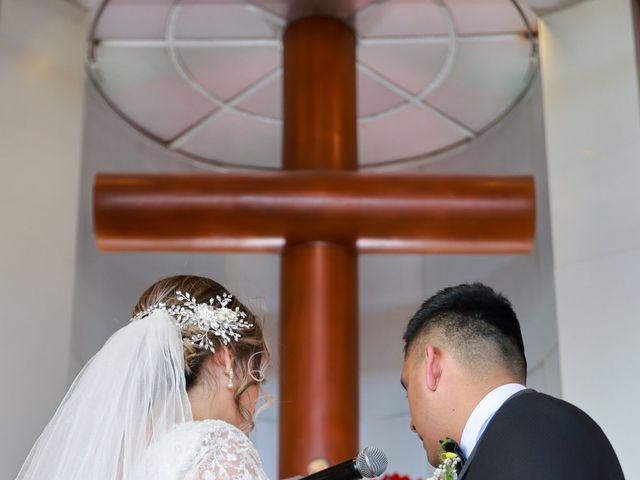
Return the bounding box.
[459,390,625,479]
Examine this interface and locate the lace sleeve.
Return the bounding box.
[188,421,269,480]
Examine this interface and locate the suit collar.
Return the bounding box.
[460,384,527,459]
[457,388,535,479]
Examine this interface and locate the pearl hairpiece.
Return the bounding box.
[132,290,253,352]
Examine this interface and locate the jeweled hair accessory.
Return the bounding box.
[132,290,253,352]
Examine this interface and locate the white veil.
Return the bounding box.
[16,310,192,480]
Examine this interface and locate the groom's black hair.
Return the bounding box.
[403,283,527,381]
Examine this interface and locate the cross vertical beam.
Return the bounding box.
[282,16,357,171]
[280,243,358,475]
[280,17,359,477]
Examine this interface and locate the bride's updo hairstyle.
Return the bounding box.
[132,275,270,431]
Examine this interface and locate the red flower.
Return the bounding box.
[381,473,417,480]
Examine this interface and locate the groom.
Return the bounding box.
[401,283,625,479]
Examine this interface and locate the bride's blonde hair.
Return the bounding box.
[132,275,270,432]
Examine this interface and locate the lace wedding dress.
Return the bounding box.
[138,419,269,480]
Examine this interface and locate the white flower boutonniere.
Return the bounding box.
[427,438,463,480]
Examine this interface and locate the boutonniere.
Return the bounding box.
[427,438,463,480]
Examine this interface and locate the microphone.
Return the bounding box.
[301,447,388,480]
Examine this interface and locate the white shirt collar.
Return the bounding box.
[459,383,526,459]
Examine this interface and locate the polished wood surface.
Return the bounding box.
[283,16,357,171]
[280,242,358,477]
[94,172,536,253]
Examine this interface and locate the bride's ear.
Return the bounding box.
[212,347,233,372]
[207,346,233,371]
[221,346,233,372]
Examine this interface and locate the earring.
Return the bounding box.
[227,367,234,389]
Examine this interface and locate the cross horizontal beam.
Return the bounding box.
[94,172,535,254]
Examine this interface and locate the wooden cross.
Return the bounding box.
[93,17,534,477]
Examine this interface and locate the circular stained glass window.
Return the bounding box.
[88,0,538,169]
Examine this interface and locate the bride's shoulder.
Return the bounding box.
[184,420,268,479]
[185,419,261,460]
[139,420,267,479]
[188,419,254,446]
[148,419,256,462]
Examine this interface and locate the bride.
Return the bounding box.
[16,275,271,480]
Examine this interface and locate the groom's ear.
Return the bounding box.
[425,344,443,392]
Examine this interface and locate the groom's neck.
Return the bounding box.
[450,370,521,442]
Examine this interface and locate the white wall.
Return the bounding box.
[0,1,86,477]
[540,0,640,477]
